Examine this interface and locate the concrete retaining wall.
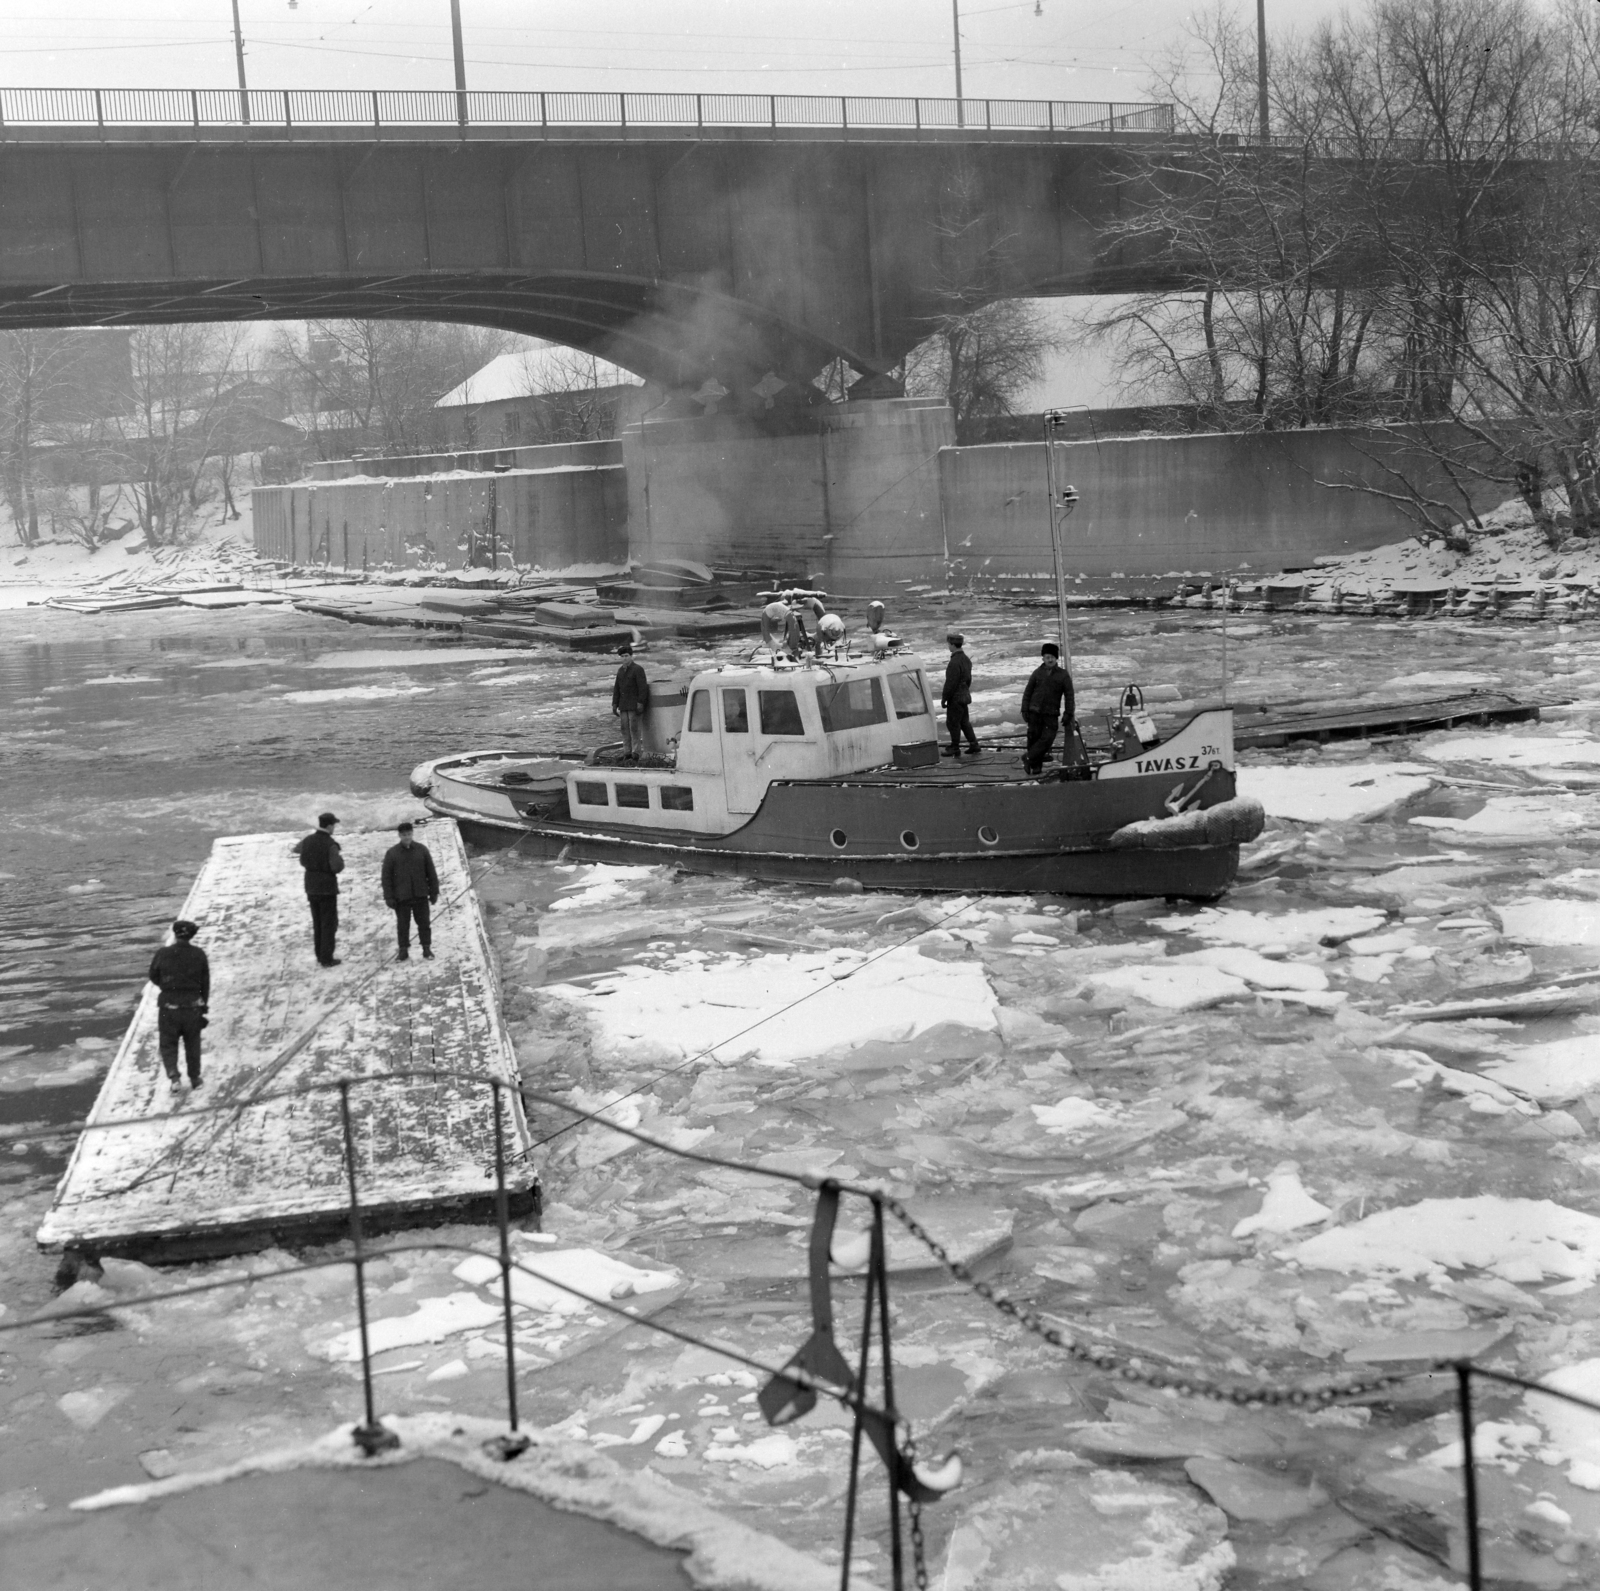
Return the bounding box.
[624,397,954,594]
[252,465,627,570]
[304,439,621,482]
[940,426,1506,581]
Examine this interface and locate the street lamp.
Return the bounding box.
[951,0,964,127]
[1256,0,1270,143]
[231,0,249,125]
[1042,410,1078,664]
[450,0,468,128]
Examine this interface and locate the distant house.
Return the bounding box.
[434,346,646,449]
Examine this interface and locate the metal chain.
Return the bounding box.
[879,1194,1424,1407]
[901,1427,929,1591]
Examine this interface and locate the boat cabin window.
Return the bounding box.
[574,780,610,806]
[686,690,713,732]
[816,676,888,733]
[721,689,749,732]
[888,671,929,720]
[660,785,694,811]
[615,783,650,809]
[758,690,806,736]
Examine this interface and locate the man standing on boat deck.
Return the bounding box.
[148,919,209,1090]
[382,821,439,962]
[1021,643,1076,776]
[941,633,981,758]
[294,812,344,967]
[612,643,650,761]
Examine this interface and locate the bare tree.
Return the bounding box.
[95,323,247,548]
[509,345,630,443]
[273,320,519,459]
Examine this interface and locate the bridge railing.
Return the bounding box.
[0,86,1173,138]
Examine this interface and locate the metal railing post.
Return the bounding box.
[619,93,627,136]
[914,99,921,131]
[540,91,548,136]
[770,95,777,133]
[283,90,292,131]
[1107,101,1115,136]
[696,93,703,131]
[1456,1364,1483,1591]
[872,1199,904,1591]
[371,91,380,133]
[841,96,848,134]
[339,1081,398,1455]
[94,89,104,133]
[191,90,200,133]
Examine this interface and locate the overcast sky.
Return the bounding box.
[1,0,1353,407]
[5,0,1352,110]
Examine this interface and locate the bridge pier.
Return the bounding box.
[623,397,953,595]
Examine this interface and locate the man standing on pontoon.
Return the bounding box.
[148,919,209,1090]
[294,811,344,967]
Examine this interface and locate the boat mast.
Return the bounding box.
[1042,410,1078,664]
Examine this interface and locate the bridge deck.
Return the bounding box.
[36,820,535,1262]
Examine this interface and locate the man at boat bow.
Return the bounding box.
[1021,643,1076,776]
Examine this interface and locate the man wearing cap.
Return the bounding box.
[148,919,209,1089]
[294,812,344,967]
[941,633,981,758]
[611,643,651,761]
[382,821,440,962]
[1021,643,1076,776]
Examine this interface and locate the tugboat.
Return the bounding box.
[410,592,1263,899]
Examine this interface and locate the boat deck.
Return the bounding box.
[36,820,535,1263]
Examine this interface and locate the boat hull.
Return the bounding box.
[451,813,1238,898]
[423,762,1246,900]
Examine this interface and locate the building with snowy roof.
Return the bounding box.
[434,346,646,451]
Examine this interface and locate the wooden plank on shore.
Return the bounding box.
[36,820,534,1262]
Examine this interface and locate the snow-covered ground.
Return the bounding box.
[1311,490,1600,592]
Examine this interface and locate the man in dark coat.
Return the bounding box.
[294,811,344,967]
[1020,642,1076,776]
[940,632,981,757]
[611,643,651,761]
[382,821,440,961]
[148,918,209,1089]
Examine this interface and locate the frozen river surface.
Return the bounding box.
[7,594,1600,1588]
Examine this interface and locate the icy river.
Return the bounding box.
[8,591,1600,1589]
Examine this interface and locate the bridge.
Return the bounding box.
[0,87,1174,405]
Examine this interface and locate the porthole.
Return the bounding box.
[900,830,919,850]
[830,829,848,849]
[977,825,998,846]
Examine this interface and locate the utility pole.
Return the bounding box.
[450,0,468,128]
[231,0,250,126]
[951,0,965,128]
[1255,0,1270,143]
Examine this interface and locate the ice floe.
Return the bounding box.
[452,1245,679,1313]
[1231,1167,1333,1238]
[280,683,435,705]
[1153,905,1386,950]
[542,943,997,1067]
[1286,1197,1600,1291]
[1423,733,1600,768]
[1485,1036,1600,1103]
[1237,763,1434,824]
[1497,898,1600,947]
[1412,795,1588,839]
